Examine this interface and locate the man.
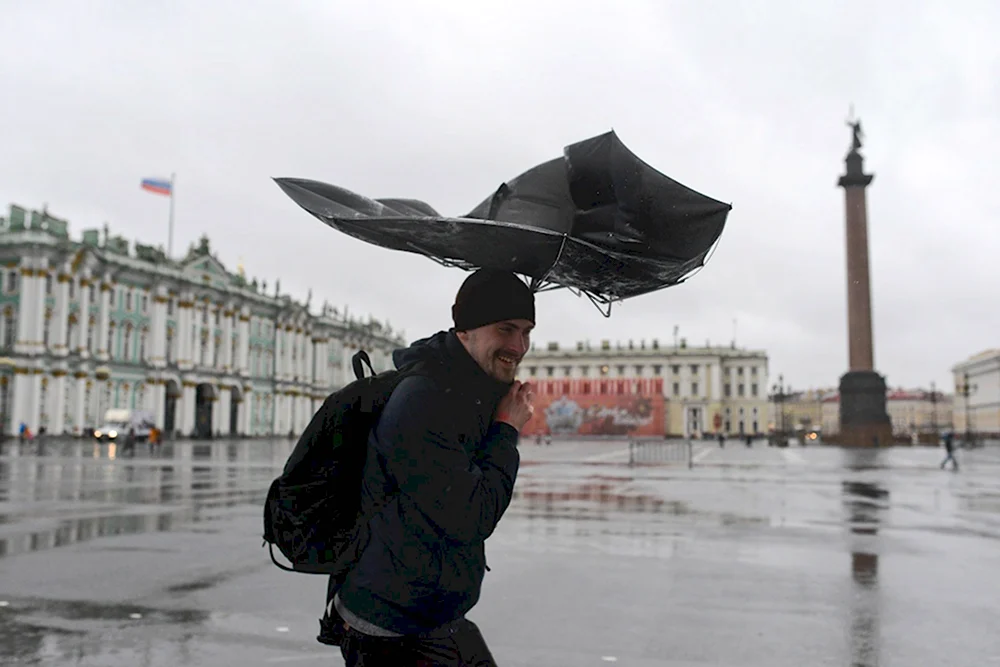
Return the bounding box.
[940,430,958,471]
[333,269,536,666]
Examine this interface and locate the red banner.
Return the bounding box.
[521,380,665,437]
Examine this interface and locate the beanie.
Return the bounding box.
[452,269,535,331]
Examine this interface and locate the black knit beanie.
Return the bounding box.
[452,269,535,332]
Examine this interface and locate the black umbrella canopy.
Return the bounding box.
[275,130,731,316]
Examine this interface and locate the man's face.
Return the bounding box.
[457,319,534,383]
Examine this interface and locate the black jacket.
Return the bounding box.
[337,330,520,635]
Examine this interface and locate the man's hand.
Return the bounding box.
[495,381,535,432]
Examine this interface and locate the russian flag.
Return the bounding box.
[141,177,172,196]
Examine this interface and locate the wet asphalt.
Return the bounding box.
[1,436,999,666]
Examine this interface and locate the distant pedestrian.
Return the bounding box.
[940,431,959,471]
[149,427,161,455]
[718,433,725,448]
[123,428,137,457]
[745,434,752,448]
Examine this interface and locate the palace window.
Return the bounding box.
[123,326,132,361]
[2,311,15,349]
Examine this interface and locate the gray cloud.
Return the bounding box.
[2,0,997,392]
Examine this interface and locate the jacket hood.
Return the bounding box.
[393,329,511,398]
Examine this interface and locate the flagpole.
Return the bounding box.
[168,173,176,259]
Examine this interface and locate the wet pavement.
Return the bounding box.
[1,436,1000,665]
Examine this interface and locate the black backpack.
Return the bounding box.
[262,349,427,577]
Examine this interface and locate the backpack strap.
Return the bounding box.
[352,350,375,380]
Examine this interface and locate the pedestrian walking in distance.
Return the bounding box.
[940,430,959,471]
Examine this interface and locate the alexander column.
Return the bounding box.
[837,116,892,447]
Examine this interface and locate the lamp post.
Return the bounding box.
[770,374,787,448]
[957,372,977,448]
[929,381,938,443]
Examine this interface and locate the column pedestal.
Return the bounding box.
[838,371,893,447]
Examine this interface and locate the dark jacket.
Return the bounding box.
[337,329,521,635]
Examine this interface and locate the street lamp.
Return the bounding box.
[957,372,977,447]
[770,374,787,447]
[929,380,938,443]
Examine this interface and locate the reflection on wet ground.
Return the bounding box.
[0,439,287,559]
[1,438,1000,666]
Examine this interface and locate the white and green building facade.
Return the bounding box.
[0,203,404,438]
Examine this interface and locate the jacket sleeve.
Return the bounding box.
[370,377,520,545]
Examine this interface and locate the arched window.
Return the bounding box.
[107,322,116,357]
[166,327,175,363]
[140,328,148,362]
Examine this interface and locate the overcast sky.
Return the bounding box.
[2,0,997,393]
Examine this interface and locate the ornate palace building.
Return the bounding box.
[0,203,403,438]
[518,337,770,438]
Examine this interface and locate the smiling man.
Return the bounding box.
[331,269,537,666]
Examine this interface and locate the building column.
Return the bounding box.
[177,295,193,370]
[221,305,234,373]
[191,301,205,368]
[52,271,72,357]
[152,380,166,429]
[95,276,112,361]
[181,382,196,436]
[318,339,329,389]
[297,329,306,381]
[49,372,68,434]
[27,370,43,433]
[711,363,722,401]
[76,274,92,357]
[242,387,253,436]
[237,306,250,376]
[14,260,37,356]
[150,286,169,368]
[302,330,311,383]
[33,259,48,356]
[218,386,231,436]
[9,370,30,435]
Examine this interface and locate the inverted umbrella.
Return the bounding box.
[275,130,731,316]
